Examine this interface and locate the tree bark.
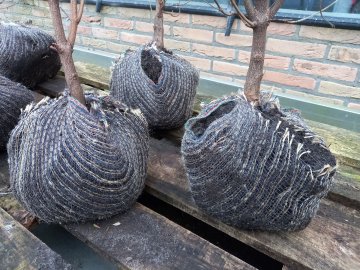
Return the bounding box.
[48,0,86,106]
[243,23,268,103]
[153,0,165,49]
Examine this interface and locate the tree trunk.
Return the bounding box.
[153,0,165,49]
[243,23,268,103]
[48,0,86,106]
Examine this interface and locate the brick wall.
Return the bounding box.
[1,0,360,111]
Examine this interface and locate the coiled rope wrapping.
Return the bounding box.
[110,45,199,130]
[181,95,336,231]
[0,75,34,151]
[0,22,61,88]
[8,93,149,223]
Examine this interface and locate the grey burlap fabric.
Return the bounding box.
[181,95,336,231]
[8,93,149,223]
[0,75,34,151]
[0,22,61,88]
[110,45,199,130]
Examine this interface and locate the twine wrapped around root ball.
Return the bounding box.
[181,94,336,231]
[8,93,149,224]
[0,22,61,88]
[0,75,34,151]
[110,45,199,130]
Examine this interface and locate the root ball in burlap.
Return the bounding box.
[181,94,336,231]
[8,93,149,223]
[110,45,199,130]
[0,75,34,151]
[0,22,61,88]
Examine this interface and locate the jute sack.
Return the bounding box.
[110,45,199,130]
[181,94,336,231]
[0,75,34,151]
[8,93,149,223]
[0,22,61,88]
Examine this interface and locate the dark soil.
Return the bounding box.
[141,49,162,84]
[258,105,337,171]
[141,47,172,84]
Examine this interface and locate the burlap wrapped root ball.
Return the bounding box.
[181,94,336,231]
[8,93,149,223]
[110,45,199,130]
[0,75,34,151]
[0,22,61,88]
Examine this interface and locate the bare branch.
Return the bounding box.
[48,0,67,45]
[153,0,165,49]
[212,0,235,17]
[286,0,338,24]
[48,0,86,106]
[269,0,285,18]
[319,0,335,27]
[243,0,256,20]
[76,0,85,23]
[230,0,255,28]
[67,0,84,46]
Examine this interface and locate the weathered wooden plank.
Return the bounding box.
[156,128,360,209]
[146,138,360,270]
[66,203,255,270]
[36,75,65,97]
[0,207,72,270]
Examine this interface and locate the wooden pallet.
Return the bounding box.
[1,76,359,270]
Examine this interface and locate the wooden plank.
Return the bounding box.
[66,203,255,270]
[156,129,360,210]
[36,75,65,97]
[0,207,72,270]
[146,138,360,270]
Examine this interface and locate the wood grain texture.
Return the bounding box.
[0,207,72,270]
[66,203,255,270]
[146,138,360,270]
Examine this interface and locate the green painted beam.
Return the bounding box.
[73,47,360,133]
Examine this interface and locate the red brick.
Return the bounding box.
[173,27,213,43]
[164,13,190,24]
[328,46,360,64]
[117,7,152,19]
[192,44,235,60]
[238,51,290,70]
[293,59,357,82]
[300,26,360,45]
[192,14,228,28]
[263,71,316,89]
[348,103,360,110]
[92,28,118,40]
[31,8,49,17]
[212,61,248,76]
[267,38,326,58]
[215,33,252,47]
[180,55,211,71]
[241,21,296,36]
[104,18,133,30]
[164,39,190,52]
[77,25,92,36]
[120,32,152,45]
[82,15,101,24]
[319,81,360,98]
[201,72,234,82]
[135,21,170,35]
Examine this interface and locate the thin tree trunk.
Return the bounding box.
[153,0,165,49]
[243,24,268,103]
[243,0,270,104]
[48,0,86,106]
